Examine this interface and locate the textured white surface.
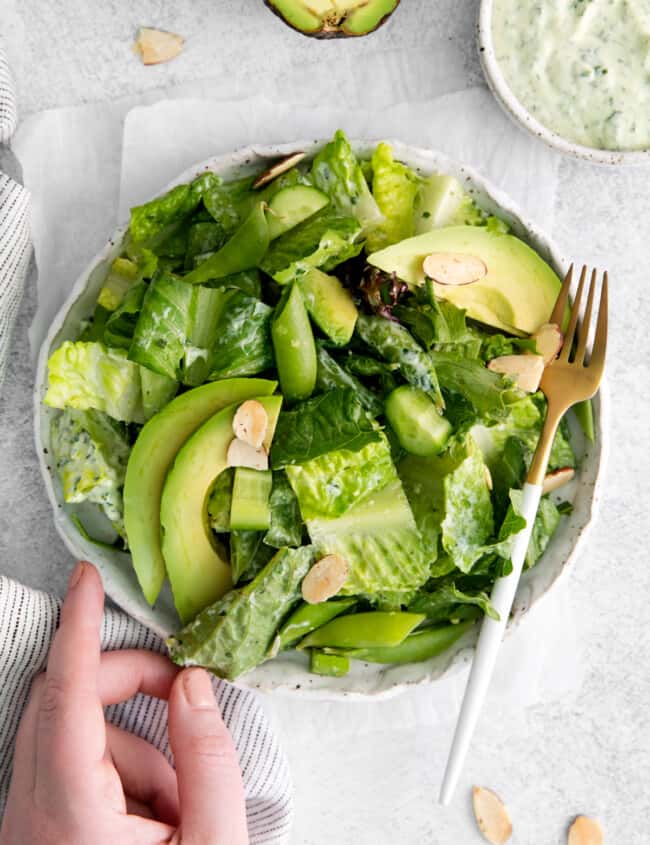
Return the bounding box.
[1,1,650,842]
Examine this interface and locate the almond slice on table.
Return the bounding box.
[532,322,563,365]
[252,152,306,189]
[487,354,545,393]
[472,787,513,845]
[568,815,604,845]
[226,438,269,471]
[232,400,269,449]
[301,554,349,604]
[135,28,184,65]
[542,467,575,495]
[422,252,487,286]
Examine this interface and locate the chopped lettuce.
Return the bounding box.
[103,282,147,350]
[440,437,495,573]
[230,530,275,584]
[167,546,316,679]
[45,341,144,423]
[315,344,383,416]
[208,291,273,380]
[311,130,384,235]
[129,172,220,244]
[207,469,234,533]
[367,142,420,252]
[51,409,131,539]
[140,369,178,420]
[509,489,561,569]
[409,583,498,622]
[185,221,228,268]
[260,208,363,285]
[270,388,380,468]
[414,173,485,232]
[307,479,429,595]
[355,313,444,410]
[286,434,396,520]
[264,472,304,549]
[431,352,510,420]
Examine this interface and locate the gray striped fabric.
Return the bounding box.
[0,576,293,843]
[0,47,17,144]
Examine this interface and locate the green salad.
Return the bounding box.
[45,130,591,681]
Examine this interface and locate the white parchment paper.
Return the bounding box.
[13,85,578,732]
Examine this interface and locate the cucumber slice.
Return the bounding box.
[230,468,273,531]
[385,385,452,456]
[298,267,358,345]
[267,185,330,240]
[271,283,317,401]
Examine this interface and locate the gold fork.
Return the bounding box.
[440,265,608,805]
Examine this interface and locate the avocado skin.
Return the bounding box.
[263,0,400,38]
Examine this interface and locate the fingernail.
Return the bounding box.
[183,668,215,707]
[68,561,86,590]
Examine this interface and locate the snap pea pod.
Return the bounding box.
[184,202,269,284]
[277,598,357,650]
[271,282,317,401]
[574,399,594,442]
[299,611,425,650]
[324,620,475,665]
[310,650,350,677]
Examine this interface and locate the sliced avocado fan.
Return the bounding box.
[265,0,400,38]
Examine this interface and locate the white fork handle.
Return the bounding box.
[439,481,543,806]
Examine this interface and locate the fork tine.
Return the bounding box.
[588,271,608,372]
[549,263,573,326]
[574,268,597,365]
[559,265,587,361]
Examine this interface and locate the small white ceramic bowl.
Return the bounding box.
[35,139,607,699]
[478,0,650,166]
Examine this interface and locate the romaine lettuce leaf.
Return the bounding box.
[306,479,429,595]
[260,207,363,285]
[103,282,147,350]
[140,369,178,420]
[366,142,420,252]
[51,409,130,539]
[263,472,303,548]
[185,221,228,268]
[207,468,234,532]
[230,530,275,584]
[398,452,450,564]
[343,355,399,397]
[355,313,444,410]
[97,251,157,312]
[45,341,144,423]
[208,290,273,380]
[129,271,193,381]
[311,130,384,235]
[509,489,561,569]
[431,352,510,420]
[409,583,498,622]
[394,280,480,354]
[270,388,380,468]
[315,344,383,416]
[167,545,316,679]
[440,437,495,573]
[480,333,538,361]
[286,434,396,520]
[129,172,220,244]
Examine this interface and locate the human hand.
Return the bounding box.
[0,561,248,845]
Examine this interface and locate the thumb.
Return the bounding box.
[168,668,248,845]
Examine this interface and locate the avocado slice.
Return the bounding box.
[160,394,282,624]
[298,267,358,345]
[124,378,277,607]
[367,226,562,336]
[265,0,400,38]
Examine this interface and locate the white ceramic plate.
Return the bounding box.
[478,0,650,166]
[35,139,607,699]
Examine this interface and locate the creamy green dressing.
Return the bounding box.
[492,0,650,150]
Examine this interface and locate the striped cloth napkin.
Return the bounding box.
[0,47,293,843]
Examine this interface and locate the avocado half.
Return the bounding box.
[265,0,400,38]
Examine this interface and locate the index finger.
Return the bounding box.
[35,561,106,797]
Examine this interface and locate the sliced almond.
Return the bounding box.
[532,322,563,365]
[135,27,184,65]
[232,400,269,450]
[252,152,306,189]
[487,354,545,393]
[226,438,269,471]
[301,554,349,604]
[484,464,493,491]
[568,816,604,845]
[422,252,487,286]
[472,787,513,845]
[542,467,575,495]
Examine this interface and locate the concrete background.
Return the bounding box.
[2,1,650,842]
